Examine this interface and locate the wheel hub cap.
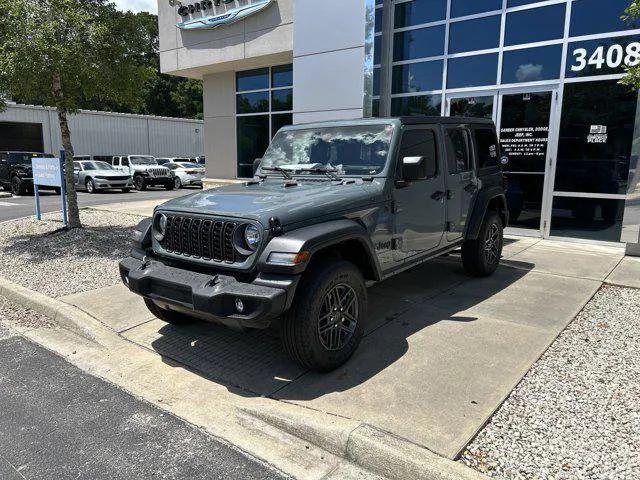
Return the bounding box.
[484,224,500,264]
[318,284,358,351]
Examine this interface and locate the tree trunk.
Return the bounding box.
[52,72,81,229]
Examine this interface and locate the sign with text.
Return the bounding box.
[32,157,63,187]
[175,0,274,30]
[567,35,640,78]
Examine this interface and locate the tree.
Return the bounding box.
[621,1,640,88]
[0,0,154,228]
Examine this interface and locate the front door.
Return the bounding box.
[443,125,477,242]
[393,126,447,261]
[498,88,558,235]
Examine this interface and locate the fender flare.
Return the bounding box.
[465,187,509,240]
[257,219,382,280]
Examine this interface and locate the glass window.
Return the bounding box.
[271,64,292,88]
[474,128,500,169]
[394,0,447,28]
[451,0,502,18]
[372,99,380,117]
[374,35,382,65]
[505,174,545,229]
[271,89,293,112]
[550,197,625,242]
[373,68,380,96]
[555,80,637,195]
[393,25,446,61]
[501,45,562,84]
[391,95,442,116]
[375,8,383,33]
[449,15,501,54]
[566,35,640,79]
[570,0,638,37]
[445,128,471,172]
[450,96,494,119]
[237,116,270,178]
[398,130,439,178]
[447,54,499,89]
[236,68,269,92]
[236,92,269,114]
[271,114,292,138]
[507,0,547,6]
[392,60,443,94]
[505,4,565,46]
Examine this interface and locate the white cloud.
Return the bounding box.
[113,0,158,14]
[515,63,544,83]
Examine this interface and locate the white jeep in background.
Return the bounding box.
[112,155,173,191]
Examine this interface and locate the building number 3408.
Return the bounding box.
[571,42,640,72]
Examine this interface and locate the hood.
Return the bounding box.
[157,178,386,228]
[90,169,130,176]
[132,164,168,171]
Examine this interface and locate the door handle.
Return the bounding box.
[431,191,446,202]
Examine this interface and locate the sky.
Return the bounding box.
[113,0,157,14]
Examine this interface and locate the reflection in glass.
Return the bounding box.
[271,114,292,139]
[447,54,498,89]
[570,0,637,37]
[237,116,269,178]
[501,45,562,84]
[394,25,446,61]
[271,89,293,112]
[500,92,552,173]
[556,80,637,195]
[551,197,625,242]
[271,64,293,88]
[391,95,442,116]
[375,8,383,33]
[374,36,382,65]
[394,0,447,28]
[372,99,380,117]
[504,174,544,229]
[505,4,565,46]
[236,92,269,114]
[507,0,547,6]
[451,0,502,18]
[450,96,494,119]
[392,61,443,94]
[236,68,269,92]
[373,68,380,96]
[448,15,501,54]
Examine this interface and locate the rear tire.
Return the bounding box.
[281,260,366,372]
[174,177,182,189]
[144,298,195,326]
[461,211,503,277]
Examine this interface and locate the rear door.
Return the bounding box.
[393,126,447,261]
[444,125,477,242]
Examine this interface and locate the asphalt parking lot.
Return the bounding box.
[0,187,196,223]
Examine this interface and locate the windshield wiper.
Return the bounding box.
[261,166,293,179]
[295,167,342,181]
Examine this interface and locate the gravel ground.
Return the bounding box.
[0,209,142,298]
[0,295,54,335]
[461,285,640,480]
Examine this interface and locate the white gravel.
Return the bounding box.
[461,285,640,480]
[0,209,143,298]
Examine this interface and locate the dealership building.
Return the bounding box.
[159,0,640,250]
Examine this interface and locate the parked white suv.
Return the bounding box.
[112,155,173,191]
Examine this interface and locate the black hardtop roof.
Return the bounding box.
[395,116,495,126]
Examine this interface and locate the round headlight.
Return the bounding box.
[154,213,167,241]
[244,225,260,250]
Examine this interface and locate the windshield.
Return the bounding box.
[130,156,156,165]
[81,161,114,171]
[8,153,54,165]
[260,124,394,176]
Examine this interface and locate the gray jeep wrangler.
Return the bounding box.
[120,117,508,372]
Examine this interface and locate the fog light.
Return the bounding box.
[234,298,245,313]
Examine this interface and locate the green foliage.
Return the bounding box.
[622,1,640,88]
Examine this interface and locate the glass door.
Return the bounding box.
[446,93,497,120]
[497,86,559,236]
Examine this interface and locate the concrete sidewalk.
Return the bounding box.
[57,236,632,461]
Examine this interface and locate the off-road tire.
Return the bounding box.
[134,175,147,191]
[11,176,27,196]
[85,178,96,193]
[144,298,194,326]
[281,260,367,372]
[461,211,503,277]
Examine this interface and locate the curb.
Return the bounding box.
[0,276,112,346]
[239,405,488,480]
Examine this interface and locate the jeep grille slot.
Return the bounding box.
[160,214,238,264]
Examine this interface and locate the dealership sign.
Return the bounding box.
[175,0,274,30]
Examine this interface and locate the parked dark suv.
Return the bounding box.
[0,151,57,196]
[120,117,508,371]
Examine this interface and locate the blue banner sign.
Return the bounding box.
[32,157,63,187]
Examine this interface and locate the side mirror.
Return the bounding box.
[402,156,435,181]
[253,158,262,174]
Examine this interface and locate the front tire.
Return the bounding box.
[11,176,27,196]
[461,211,503,277]
[134,175,147,191]
[85,178,96,193]
[281,260,366,372]
[144,298,194,326]
[121,188,131,193]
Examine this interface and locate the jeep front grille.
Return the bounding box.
[160,215,238,263]
[149,168,169,177]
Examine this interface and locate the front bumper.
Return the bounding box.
[145,176,172,186]
[95,178,133,189]
[119,256,297,329]
[181,174,204,185]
